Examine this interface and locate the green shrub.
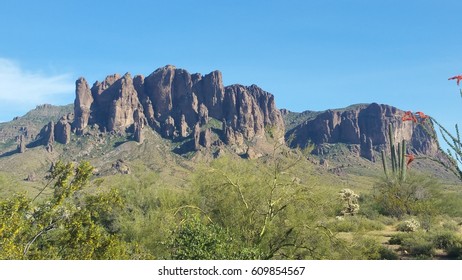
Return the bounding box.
[379,247,399,260]
[389,234,406,245]
[431,230,461,250]
[168,215,260,260]
[399,232,435,259]
[329,216,385,232]
[372,175,440,219]
[396,218,420,232]
[446,242,462,259]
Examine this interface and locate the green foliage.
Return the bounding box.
[446,242,462,259]
[430,117,462,180]
[0,161,146,260]
[431,230,461,250]
[347,235,396,260]
[189,148,353,259]
[168,215,260,260]
[389,229,462,259]
[396,218,420,232]
[328,216,385,233]
[390,232,435,259]
[372,175,439,219]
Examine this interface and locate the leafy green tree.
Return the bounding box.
[189,145,351,259]
[0,161,147,259]
[168,214,260,260]
[372,175,439,220]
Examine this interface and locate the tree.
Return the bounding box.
[0,161,145,259]
[188,144,350,259]
[168,214,260,260]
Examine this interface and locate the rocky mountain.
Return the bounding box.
[284,103,441,162]
[88,66,282,145]
[0,66,454,179]
[18,65,284,155]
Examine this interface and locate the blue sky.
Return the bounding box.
[1,0,461,136]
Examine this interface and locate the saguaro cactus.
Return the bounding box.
[381,123,407,182]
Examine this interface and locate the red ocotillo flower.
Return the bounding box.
[405,154,415,167]
[415,111,429,123]
[448,75,462,86]
[402,111,417,123]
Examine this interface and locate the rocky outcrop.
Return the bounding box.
[199,128,212,149]
[287,103,439,159]
[55,117,71,144]
[37,121,55,152]
[360,134,374,161]
[179,114,188,138]
[17,135,26,153]
[67,65,284,151]
[74,78,93,135]
[193,123,201,151]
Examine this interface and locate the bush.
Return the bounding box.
[372,175,439,219]
[446,242,462,259]
[379,247,399,260]
[431,230,461,250]
[399,232,435,259]
[348,235,398,260]
[168,215,260,260]
[388,234,405,245]
[396,218,420,232]
[329,216,385,232]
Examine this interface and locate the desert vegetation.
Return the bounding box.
[2,138,461,260]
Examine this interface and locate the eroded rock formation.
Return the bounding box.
[287,103,439,160]
[70,65,285,148]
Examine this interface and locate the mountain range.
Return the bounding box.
[0,65,458,184]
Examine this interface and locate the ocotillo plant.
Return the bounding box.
[381,123,407,182]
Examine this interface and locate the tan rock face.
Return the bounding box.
[287,103,439,158]
[17,134,26,153]
[55,118,71,144]
[73,77,93,135]
[68,65,285,149]
[107,73,143,132]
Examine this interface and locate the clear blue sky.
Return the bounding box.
[1,0,461,135]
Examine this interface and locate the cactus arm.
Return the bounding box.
[381,150,388,180]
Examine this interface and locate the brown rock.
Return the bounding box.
[287,103,439,159]
[198,104,209,125]
[113,159,130,174]
[179,114,188,138]
[64,65,285,152]
[162,116,175,138]
[360,134,374,161]
[133,108,145,143]
[39,121,55,147]
[193,123,201,151]
[17,134,26,153]
[107,73,143,132]
[55,118,71,144]
[199,128,212,149]
[73,77,93,134]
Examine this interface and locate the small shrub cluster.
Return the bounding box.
[396,218,420,232]
[329,216,385,232]
[388,230,462,259]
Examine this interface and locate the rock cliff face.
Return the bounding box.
[27,66,443,163]
[71,65,284,148]
[286,103,439,161]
